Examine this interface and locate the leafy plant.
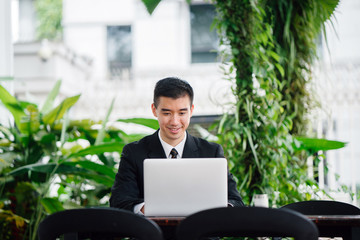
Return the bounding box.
[35,0,63,40]
[210,0,342,207]
[0,81,158,240]
[264,0,340,135]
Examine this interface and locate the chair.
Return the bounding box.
[175,207,319,240]
[38,207,163,240]
[281,200,360,215]
[281,200,360,240]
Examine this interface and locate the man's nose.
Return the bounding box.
[170,114,180,124]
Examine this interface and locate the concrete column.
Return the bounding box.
[0,0,14,125]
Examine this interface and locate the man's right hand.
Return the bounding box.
[140,205,145,214]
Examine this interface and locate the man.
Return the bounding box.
[110,77,244,214]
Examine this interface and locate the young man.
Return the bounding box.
[110,77,244,214]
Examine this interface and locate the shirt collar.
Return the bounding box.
[158,131,186,159]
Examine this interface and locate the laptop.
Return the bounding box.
[143,158,228,217]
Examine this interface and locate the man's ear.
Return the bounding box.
[190,104,194,117]
[151,103,157,117]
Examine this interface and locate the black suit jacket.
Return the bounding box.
[110,130,244,211]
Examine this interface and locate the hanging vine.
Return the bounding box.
[212,0,338,206]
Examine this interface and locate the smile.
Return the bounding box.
[168,127,181,134]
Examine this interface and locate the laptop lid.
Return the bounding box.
[144,158,228,217]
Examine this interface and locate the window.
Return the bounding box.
[190,4,219,63]
[107,25,132,80]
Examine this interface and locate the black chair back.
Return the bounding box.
[38,207,163,240]
[176,207,319,240]
[281,200,360,215]
[281,200,360,240]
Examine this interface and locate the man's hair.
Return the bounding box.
[153,77,194,108]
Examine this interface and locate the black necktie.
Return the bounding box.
[170,148,178,158]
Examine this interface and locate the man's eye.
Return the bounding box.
[163,113,170,116]
[179,112,186,115]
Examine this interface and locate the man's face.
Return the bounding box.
[151,95,194,147]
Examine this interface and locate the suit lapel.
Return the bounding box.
[147,130,166,158]
[182,132,200,158]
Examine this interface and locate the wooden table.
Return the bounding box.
[149,217,184,240]
[306,215,360,240]
[149,215,360,240]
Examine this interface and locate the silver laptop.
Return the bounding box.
[143,158,228,217]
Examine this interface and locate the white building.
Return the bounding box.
[314,0,360,203]
[11,0,233,120]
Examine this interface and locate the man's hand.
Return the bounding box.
[140,205,145,214]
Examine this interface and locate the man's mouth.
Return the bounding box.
[168,127,181,134]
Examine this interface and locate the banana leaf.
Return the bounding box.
[8,162,115,187]
[295,137,347,153]
[41,79,62,114]
[8,163,81,176]
[42,95,81,125]
[68,142,125,158]
[69,172,114,187]
[41,197,64,214]
[117,118,159,130]
[63,160,116,179]
[0,84,26,127]
[95,98,115,146]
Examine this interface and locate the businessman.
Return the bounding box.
[110,77,244,214]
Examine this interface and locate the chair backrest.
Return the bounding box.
[281,200,360,215]
[38,207,163,240]
[176,207,319,240]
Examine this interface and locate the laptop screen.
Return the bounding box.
[144,158,228,217]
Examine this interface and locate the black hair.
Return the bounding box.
[153,77,194,108]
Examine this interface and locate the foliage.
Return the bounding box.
[210,0,341,206]
[0,207,27,240]
[0,81,159,240]
[263,0,340,135]
[35,0,63,40]
[141,0,162,14]
[212,0,302,206]
[141,0,191,14]
[294,137,347,153]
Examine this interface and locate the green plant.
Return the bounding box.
[210,0,342,206]
[0,81,159,240]
[0,207,27,240]
[35,0,63,40]
[211,0,291,206]
[264,0,340,135]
